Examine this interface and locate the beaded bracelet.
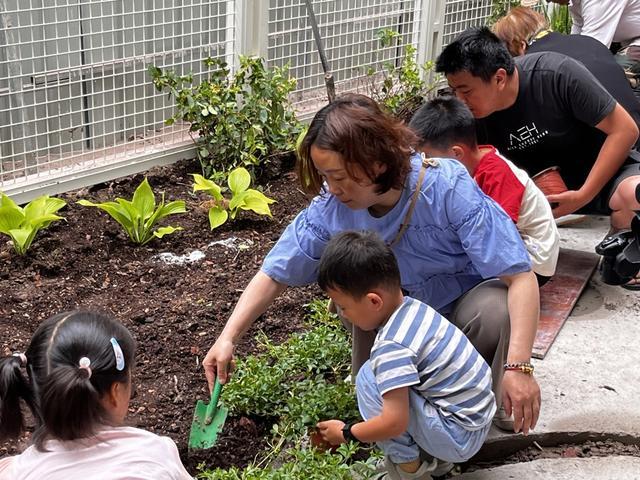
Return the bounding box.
[503,362,534,375]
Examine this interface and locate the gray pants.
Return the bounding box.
[344,279,510,404]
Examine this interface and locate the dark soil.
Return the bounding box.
[0,157,319,473]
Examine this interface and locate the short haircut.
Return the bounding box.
[0,311,135,450]
[318,231,401,298]
[409,96,478,151]
[297,93,417,196]
[492,7,549,57]
[435,27,515,81]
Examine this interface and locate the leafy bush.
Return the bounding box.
[222,300,357,433]
[198,443,379,480]
[198,300,376,478]
[548,2,572,34]
[149,56,302,180]
[363,29,438,121]
[283,378,358,434]
[0,193,66,255]
[489,0,522,25]
[192,167,275,230]
[223,328,355,424]
[78,178,186,245]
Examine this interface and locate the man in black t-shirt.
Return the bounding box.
[527,32,640,137]
[492,6,640,114]
[435,27,640,233]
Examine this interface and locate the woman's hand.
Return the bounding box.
[203,337,235,391]
[201,272,288,391]
[501,369,541,435]
[316,419,346,445]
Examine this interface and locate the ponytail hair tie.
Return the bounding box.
[78,357,92,379]
[12,352,27,366]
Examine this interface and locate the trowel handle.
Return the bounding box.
[205,378,223,425]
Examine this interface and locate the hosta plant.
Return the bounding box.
[0,193,66,255]
[78,178,186,245]
[192,167,275,230]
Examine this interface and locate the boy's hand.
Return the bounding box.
[546,189,590,218]
[316,419,346,445]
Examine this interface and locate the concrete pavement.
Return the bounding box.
[457,216,640,479]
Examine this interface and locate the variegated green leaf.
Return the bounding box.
[132,178,156,220]
[192,174,223,201]
[240,190,275,217]
[208,206,229,230]
[0,205,25,234]
[228,167,251,195]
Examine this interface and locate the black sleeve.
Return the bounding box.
[555,56,616,127]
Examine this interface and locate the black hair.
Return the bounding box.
[318,231,401,298]
[409,95,478,150]
[0,311,135,450]
[435,27,515,81]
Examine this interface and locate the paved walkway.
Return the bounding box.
[457,456,640,479]
[456,216,640,479]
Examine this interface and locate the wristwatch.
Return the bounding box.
[341,422,359,443]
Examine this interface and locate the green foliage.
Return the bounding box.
[197,443,379,479]
[197,299,379,478]
[284,378,358,434]
[489,0,521,25]
[0,193,66,255]
[548,2,572,34]
[192,167,275,230]
[222,300,357,433]
[77,178,186,245]
[149,56,302,179]
[363,28,438,121]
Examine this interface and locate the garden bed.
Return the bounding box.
[0,157,319,473]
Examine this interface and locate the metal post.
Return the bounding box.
[303,0,335,103]
[0,0,35,169]
[417,0,446,82]
[225,0,235,69]
[236,0,268,60]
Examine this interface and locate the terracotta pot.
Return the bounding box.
[531,166,568,196]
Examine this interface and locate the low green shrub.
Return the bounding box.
[198,299,376,478]
[364,28,438,121]
[197,443,379,479]
[149,56,302,180]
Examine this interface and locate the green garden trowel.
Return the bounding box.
[188,378,228,450]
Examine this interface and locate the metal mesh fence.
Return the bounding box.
[0,0,234,193]
[442,0,545,48]
[1,0,544,201]
[442,0,493,47]
[267,0,423,116]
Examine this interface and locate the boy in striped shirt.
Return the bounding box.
[316,231,496,480]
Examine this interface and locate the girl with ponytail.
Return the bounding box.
[0,311,192,479]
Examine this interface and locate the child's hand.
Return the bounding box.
[316,419,346,445]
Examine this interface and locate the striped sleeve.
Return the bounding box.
[370,340,420,395]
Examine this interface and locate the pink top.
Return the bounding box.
[0,426,193,480]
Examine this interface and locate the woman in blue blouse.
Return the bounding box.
[203,94,541,436]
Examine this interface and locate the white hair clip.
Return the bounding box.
[12,352,27,366]
[110,338,125,371]
[78,357,92,378]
